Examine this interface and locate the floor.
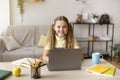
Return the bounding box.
[105,57,120,69]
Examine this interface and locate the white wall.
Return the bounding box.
[0,0,10,34]
[10,0,120,43]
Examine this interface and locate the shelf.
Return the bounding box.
[71,22,114,25]
[71,22,114,60]
[76,38,112,42]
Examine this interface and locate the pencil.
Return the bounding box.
[27,58,32,65]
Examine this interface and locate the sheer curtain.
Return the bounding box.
[0,0,10,35]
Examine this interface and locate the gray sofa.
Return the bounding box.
[0,25,47,62]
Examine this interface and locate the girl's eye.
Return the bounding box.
[57,26,60,28]
[62,26,66,28]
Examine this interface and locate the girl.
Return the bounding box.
[42,16,80,62]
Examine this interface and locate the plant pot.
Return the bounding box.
[91,18,98,23]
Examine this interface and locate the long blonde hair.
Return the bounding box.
[46,16,74,49]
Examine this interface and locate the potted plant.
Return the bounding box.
[110,42,120,62]
[91,13,99,23]
[17,0,25,22]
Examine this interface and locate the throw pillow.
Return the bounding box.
[37,35,47,48]
[2,36,21,50]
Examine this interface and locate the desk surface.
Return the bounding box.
[0,59,120,80]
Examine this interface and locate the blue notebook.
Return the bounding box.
[0,70,12,80]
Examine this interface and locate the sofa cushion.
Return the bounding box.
[2,36,20,51]
[1,46,43,62]
[37,35,47,48]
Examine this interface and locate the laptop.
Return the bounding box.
[47,48,82,71]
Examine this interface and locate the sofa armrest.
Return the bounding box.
[0,37,6,55]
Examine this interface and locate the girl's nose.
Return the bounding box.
[60,27,63,31]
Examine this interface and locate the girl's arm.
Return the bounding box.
[42,49,49,63]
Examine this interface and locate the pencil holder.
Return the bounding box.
[31,66,41,79]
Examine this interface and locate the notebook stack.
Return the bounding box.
[86,64,116,77]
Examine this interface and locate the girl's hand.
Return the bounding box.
[42,55,49,63]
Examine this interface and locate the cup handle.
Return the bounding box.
[100,54,103,59]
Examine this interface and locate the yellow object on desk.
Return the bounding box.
[102,66,116,77]
[86,64,111,74]
[12,67,21,77]
[86,64,116,77]
[30,61,41,79]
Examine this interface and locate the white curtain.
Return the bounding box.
[0,0,10,34]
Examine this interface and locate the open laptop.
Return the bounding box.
[47,48,82,71]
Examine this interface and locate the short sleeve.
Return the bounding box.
[44,43,51,51]
[74,38,80,49]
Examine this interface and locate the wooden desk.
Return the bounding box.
[0,59,120,80]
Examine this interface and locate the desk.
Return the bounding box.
[0,59,120,80]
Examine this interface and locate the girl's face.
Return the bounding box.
[54,20,68,38]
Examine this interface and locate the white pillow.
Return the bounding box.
[2,36,21,50]
[37,35,47,48]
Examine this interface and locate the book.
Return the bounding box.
[11,58,35,68]
[11,58,46,68]
[102,66,116,77]
[86,64,111,74]
[0,70,12,80]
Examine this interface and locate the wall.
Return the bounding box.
[0,0,10,34]
[10,0,120,43]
